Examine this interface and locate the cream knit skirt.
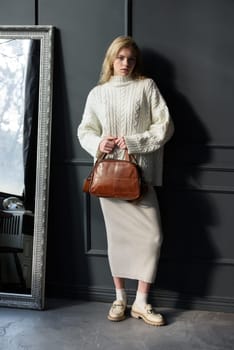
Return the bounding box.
[99,186,163,283]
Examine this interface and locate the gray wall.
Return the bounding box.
[1,0,234,312]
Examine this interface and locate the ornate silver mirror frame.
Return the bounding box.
[0,26,54,309]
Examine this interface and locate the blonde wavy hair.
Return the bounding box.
[99,36,143,84]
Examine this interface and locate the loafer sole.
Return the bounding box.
[131,309,166,326]
[107,314,126,322]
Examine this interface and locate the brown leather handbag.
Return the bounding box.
[83,151,144,201]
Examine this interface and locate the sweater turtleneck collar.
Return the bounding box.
[109,75,134,86]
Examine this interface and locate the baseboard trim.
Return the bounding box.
[46,282,234,313]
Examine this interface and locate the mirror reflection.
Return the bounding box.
[0,38,40,294]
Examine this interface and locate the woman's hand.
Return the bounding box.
[115,136,128,150]
[99,137,116,153]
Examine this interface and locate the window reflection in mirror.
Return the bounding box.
[0,39,40,294]
[0,39,30,195]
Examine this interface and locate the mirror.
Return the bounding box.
[0,26,54,309]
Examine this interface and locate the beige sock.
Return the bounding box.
[134,291,148,310]
[116,288,127,305]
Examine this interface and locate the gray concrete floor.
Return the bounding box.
[0,299,234,350]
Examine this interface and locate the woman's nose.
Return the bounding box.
[123,58,129,66]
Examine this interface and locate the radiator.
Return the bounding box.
[0,211,24,250]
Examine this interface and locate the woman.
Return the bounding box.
[78,36,174,326]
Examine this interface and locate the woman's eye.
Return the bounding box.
[116,56,136,63]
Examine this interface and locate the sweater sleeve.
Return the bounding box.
[125,79,174,154]
[77,89,102,158]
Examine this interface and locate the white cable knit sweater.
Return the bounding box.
[78,76,174,186]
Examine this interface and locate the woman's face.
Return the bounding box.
[112,47,136,77]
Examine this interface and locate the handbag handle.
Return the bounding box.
[99,150,137,163]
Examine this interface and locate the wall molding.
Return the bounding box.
[206,144,234,149]
[63,159,234,172]
[195,165,234,172]
[83,193,107,256]
[63,159,92,166]
[83,199,234,265]
[35,0,38,25]
[168,185,234,194]
[85,249,107,256]
[83,193,91,254]
[124,0,132,36]
[84,235,234,267]
[62,160,234,194]
[174,143,234,150]
[46,282,234,313]
[161,257,234,266]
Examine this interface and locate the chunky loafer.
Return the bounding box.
[131,303,166,326]
[107,300,127,322]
